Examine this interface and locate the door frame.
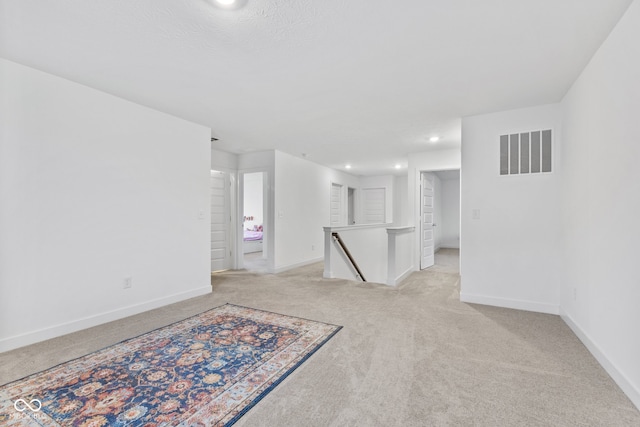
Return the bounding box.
[330,182,346,226]
[416,168,461,271]
[237,169,271,271]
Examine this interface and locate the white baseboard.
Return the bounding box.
[0,285,212,353]
[561,311,640,412]
[272,256,323,274]
[459,292,560,315]
[391,267,414,287]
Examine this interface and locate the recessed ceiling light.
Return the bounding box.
[213,0,247,9]
[394,164,402,169]
[429,136,440,143]
[345,164,352,169]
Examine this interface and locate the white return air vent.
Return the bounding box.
[500,130,552,175]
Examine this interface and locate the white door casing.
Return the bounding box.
[211,170,231,272]
[421,172,435,269]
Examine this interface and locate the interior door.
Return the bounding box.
[421,172,435,269]
[211,170,231,272]
[362,187,386,224]
[330,183,343,225]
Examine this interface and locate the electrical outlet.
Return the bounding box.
[472,209,481,220]
[124,277,133,289]
[311,245,315,251]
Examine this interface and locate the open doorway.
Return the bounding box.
[420,169,460,272]
[347,187,356,225]
[242,171,268,272]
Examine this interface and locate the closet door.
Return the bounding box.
[362,187,386,224]
[330,183,343,225]
[421,173,435,269]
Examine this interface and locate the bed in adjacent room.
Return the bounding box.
[243,224,263,253]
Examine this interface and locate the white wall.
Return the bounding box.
[560,0,640,409]
[273,151,359,272]
[211,147,238,172]
[460,104,563,315]
[440,175,460,249]
[394,175,409,226]
[0,59,211,351]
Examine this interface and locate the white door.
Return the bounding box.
[211,170,231,272]
[362,187,386,224]
[421,172,435,269]
[330,183,343,225]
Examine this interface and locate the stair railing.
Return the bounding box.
[331,232,366,282]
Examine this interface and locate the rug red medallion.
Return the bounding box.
[0,304,341,426]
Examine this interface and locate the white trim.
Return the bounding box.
[272,256,323,274]
[459,292,559,315]
[323,223,391,233]
[0,286,212,353]
[386,226,414,234]
[391,267,414,287]
[561,311,640,411]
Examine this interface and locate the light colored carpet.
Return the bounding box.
[1,249,639,426]
[243,250,269,273]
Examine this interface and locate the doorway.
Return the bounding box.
[347,187,356,225]
[241,171,268,272]
[420,169,460,270]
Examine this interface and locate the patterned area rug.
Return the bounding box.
[0,304,341,426]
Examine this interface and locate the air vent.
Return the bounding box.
[500,129,552,175]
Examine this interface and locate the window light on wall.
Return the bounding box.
[500,129,552,175]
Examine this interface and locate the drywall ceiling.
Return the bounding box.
[0,0,633,175]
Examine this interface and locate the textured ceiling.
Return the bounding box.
[0,0,633,175]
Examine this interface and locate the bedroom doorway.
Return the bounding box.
[242,171,268,272]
